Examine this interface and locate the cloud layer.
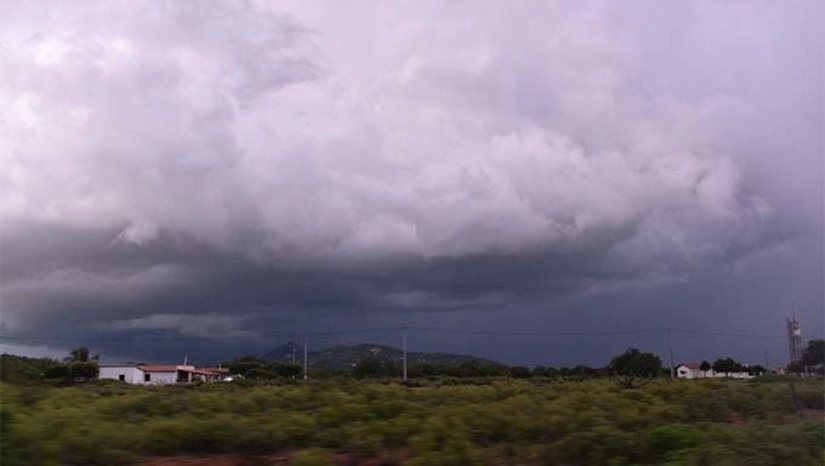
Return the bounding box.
[1,1,821,363]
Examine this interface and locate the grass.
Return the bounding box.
[1,377,822,465]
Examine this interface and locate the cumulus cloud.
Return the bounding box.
[0,0,820,360]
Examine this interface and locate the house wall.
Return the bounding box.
[100,365,219,384]
[144,371,177,384]
[676,367,702,379]
[676,366,753,379]
[676,366,717,379]
[99,366,145,384]
[714,371,752,379]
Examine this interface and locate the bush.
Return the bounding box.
[293,448,334,466]
[0,378,822,465]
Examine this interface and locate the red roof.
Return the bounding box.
[138,365,180,373]
[680,363,703,370]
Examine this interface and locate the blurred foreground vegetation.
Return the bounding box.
[1,376,823,465]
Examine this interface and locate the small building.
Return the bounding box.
[139,365,190,384]
[191,367,230,382]
[99,364,228,384]
[99,364,147,384]
[676,363,753,380]
[676,363,708,379]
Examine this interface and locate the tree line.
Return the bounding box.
[225,341,824,382]
[3,339,822,385]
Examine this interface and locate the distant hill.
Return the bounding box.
[262,342,502,370]
[261,342,318,363]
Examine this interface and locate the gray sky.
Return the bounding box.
[1,0,822,367]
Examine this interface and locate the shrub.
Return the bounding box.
[293,448,334,466]
[0,378,822,465]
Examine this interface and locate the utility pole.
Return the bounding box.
[402,326,408,382]
[667,328,675,379]
[764,350,770,371]
[303,337,308,381]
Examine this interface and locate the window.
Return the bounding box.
[118,374,125,381]
[144,373,151,382]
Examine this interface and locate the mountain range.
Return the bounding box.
[261,342,502,370]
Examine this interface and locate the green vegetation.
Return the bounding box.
[1,376,822,465]
[0,354,64,383]
[226,356,303,379]
[609,348,662,388]
[64,347,98,363]
[789,339,825,374]
[0,353,99,385]
[280,342,503,371]
[1,347,822,464]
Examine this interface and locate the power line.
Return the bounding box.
[408,326,796,339]
[0,327,401,342]
[407,326,665,337]
[669,329,788,340]
[0,325,798,342]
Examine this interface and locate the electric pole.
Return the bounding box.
[667,328,675,379]
[402,326,408,382]
[303,337,308,381]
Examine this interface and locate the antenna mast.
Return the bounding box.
[667,328,675,379]
[787,315,803,364]
[303,337,308,381]
[402,326,408,382]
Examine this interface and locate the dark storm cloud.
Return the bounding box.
[1,0,821,363]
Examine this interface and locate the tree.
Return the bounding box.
[352,357,385,378]
[570,365,599,378]
[270,363,303,378]
[224,356,304,379]
[454,361,504,377]
[408,363,439,377]
[508,366,531,379]
[748,364,766,376]
[801,340,824,368]
[226,356,269,377]
[43,364,71,379]
[65,347,91,363]
[609,348,662,388]
[787,361,805,374]
[712,357,743,376]
[699,360,711,378]
[69,361,99,381]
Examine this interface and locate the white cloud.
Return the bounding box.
[1,0,818,331]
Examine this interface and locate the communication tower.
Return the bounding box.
[787,316,803,364]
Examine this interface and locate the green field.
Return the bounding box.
[1,377,822,465]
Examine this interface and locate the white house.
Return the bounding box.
[99,364,227,384]
[99,364,147,384]
[714,369,754,379]
[676,363,708,379]
[676,363,753,379]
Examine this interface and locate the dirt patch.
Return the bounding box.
[725,413,746,427]
[138,452,407,466]
[139,455,292,466]
[800,408,825,421]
